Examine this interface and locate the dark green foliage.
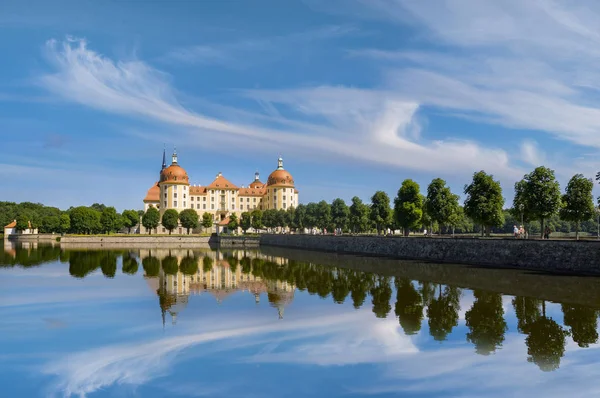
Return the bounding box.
[142,255,160,277]
[370,276,392,318]
[70,207,102,234]
[100,252,118,278]
[370,191,392,234]
[331,198,349,231]
[179,209,199,234]
[559,174,595,239]
[394,179,423,236]
[463,171,505,236]
[515,166,561,238]
[395,278,424,335]
[228,213,239,231]
[465,291,507,355]
[142,207,160,234]
[161,209,179,234]
[427,285,460,341]
[349,196,370,233]
[251,209,263,231]
[179,255,198,275]
[561,304,598,348]
[240,212,252,233]
[100,207,120,234]
[202,256,214,272]
[122,253,139,275]
[162,255,179,275]
[201,212,214,231]
[122,210,140,233]
[427,178,460,233]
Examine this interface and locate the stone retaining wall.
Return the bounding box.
[260,234,600,274]
[8,233,58,241]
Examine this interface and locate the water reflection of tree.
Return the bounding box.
[561,304,598,348]
[179,255,198,275]
[69,251,101,278]
[394,278,424,335]
[142,256,160,277]
[0,244,61,268]
[427,284,460,341]
[512,296,541,334]
[370,276,392,318]
[525,301,569,372]
[121,252,138,275]
[100,252,118,278]
[162,255,179,275]
[465,290,507,355]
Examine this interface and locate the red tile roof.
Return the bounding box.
[206,174,239,189]
[4,220,16,228]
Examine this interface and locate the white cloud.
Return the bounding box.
[38,38,523,184]
[40,310,417,397]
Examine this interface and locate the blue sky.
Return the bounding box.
[2,0,600,211]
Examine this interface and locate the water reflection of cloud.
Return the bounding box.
[41,310,417,397]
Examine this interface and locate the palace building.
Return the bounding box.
[142,149,298,232]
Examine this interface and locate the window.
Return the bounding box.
[197,204,200,209]
[203,204,206,209]
[183,201,186,207]
[184,186,187,190]
[191,203,194,208]
[203,197,206,201]
[211,197,214,202]
[184,194,186,199]
[174,201,178,207]
[162,228,166,233]
[274,188,277,192]
[246,198,250,202]
[283,203,287,209]
[211,204,214,209]
[240,205,244,210]
[232,204,235,210]
[164,193,167,198]
[164,201,167,207]
[253,198,256,203]
[283,195,286,200]
[191,197,194,201]
[221,190,225,194]
[174,193,178,198]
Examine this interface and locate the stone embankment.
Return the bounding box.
[59,235,259,249]
[260,234,600,275]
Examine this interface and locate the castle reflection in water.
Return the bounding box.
[140,248,295,325]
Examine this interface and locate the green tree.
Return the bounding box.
[394,278,424,335]
[142,207,160,234]
[559,174,595,240]
[251,209,263,231]
[100,207,120,234]
[228,213,239,232]
[179,209,199,234]
[202,255,214,272]
[349,196,370,233]
[40,215,60,233]
[370,191,392,234]
[100,252,117,278]
[315,200,332,231]
[70,207,102,234]
[16,212,32,232]
[331,198,349,232]
[161,209,179,235]
[305,203,319,229]
[286,206,297,230]
[122,210,139,233]
[240,212,252,233]
[201,212,214,232]
[293,204,306,231]
[516,166,561,239]
[394,179,423,236]
[59,213,71,234]
[465,291,507,355]
[463,171,505,236]
[512,296,541,334]
[427,178,460,234]
[276,209,287,230]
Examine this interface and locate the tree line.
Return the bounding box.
[0,202,142,235]
[5,165,598,238]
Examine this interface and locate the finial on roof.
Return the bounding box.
[277,156,284,170]
[161,145,167,170]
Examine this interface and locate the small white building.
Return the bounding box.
[3,220,38,237]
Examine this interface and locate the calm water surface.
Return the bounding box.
[2,242,600,397]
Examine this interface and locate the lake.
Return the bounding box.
[2,242,600,397]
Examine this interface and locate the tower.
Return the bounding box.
[277,156,284,170]
[172,146,178,165]
[161,146,167,170]
[254,171,260,182]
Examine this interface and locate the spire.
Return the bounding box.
[161,145,167,170]
[172,146,178,165]
[277,156,284,170]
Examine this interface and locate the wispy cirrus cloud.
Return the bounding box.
[38,37,522,183]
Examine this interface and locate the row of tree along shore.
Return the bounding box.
[3,166,599,239]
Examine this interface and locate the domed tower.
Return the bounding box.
[158,147,190,215]
[266,156,297,210]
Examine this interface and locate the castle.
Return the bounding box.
[142,149,298,233]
